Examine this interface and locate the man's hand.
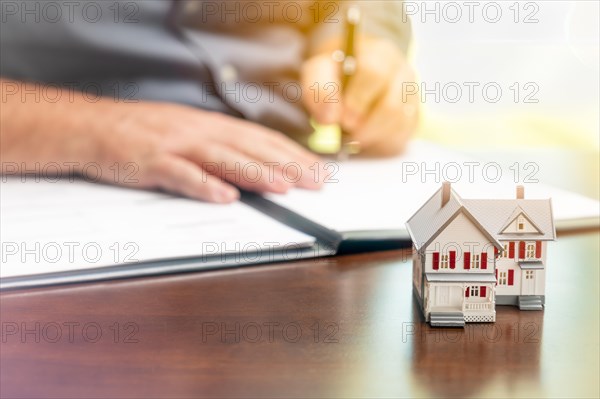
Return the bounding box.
[1,81,324,203]
[93,103,325,203]
[301,36,419,156]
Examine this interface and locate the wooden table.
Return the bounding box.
[1,231,598,398]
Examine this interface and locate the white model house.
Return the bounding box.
[406,183,555,327]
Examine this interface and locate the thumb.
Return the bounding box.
[300,53,343,125]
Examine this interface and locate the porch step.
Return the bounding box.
[430,312,465,327]
[518,295,544,311]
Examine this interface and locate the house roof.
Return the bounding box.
[462,199,555,241]
[406,185,556,251]
[497,205,542,234]
[405,186,461,249]
[406,186,502,251]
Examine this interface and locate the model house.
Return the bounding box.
[406,182,555,327]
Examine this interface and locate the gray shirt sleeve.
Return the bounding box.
[1,0,412,141]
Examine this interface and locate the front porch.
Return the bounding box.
[426,287,496,324]
[425,273,498,324]
[463,291,496,322]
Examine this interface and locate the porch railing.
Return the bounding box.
[464,302,493,311]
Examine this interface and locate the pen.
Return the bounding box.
[336,6,361,161]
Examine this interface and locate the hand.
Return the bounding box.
[90,102,327,202]
[301,36,419,156]
[1,91,324,203]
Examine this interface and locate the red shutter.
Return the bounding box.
[465,287,470,298]
[480,286,487,297]
[508,269,514,285]
[432,252,439,270]
[481,253,488,269]
[509,242,515,258]
[519,241,526,259]
[535,241,542,258]
[495,269,498,285]
[464,252,471,270]
[494,246,499,257]
[449,251,456,269]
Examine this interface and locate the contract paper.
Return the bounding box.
[268,140,600,233]
[0,179,315,279]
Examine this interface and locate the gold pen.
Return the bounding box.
[336,6,361,161]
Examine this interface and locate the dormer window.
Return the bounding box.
[517,216,525,230]
[440,254,449,269]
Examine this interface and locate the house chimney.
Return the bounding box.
[441,182,451,207]
[516,185,525,199]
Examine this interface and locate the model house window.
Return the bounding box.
[525,270,534,280]
[526,243,535,259]
[471,254,480,269]
[518,216,525,230]
[440,254,449,269]
[470,286,479,297]
[498,271,507,285]
[501,243,508,258]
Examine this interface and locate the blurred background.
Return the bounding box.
[410,0,599,199]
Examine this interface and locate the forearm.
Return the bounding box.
[0,78,115,171]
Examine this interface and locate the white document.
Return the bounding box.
[0,179,315,279]
[268,140,600,233]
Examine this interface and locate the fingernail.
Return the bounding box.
[343,109,360,130]
[273,175,292,193]
[299,168,323,190]
[329,104,342,124]
[214,187,239,203]
[327,114,337,126]
[315,103,341,125]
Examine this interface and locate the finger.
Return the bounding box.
[342,41,401,131]
[353,72,419,155]
[263,135,325,190]
[185,143,295,194]
[300,53,343,125]
[219,117,322,165]
[212,118,324,190]
[150,155,239,203]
